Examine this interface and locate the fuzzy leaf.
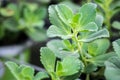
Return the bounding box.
[40,47,56,73]
[5,61,34,80]
[79,22,98,31]
[47,25,72,39]
[105,57,120,80]
[48,5,72,39]
[113,39,120,58]
[95,14,104,28]
[91,52,115,66]
[79,3,97,26]
[79,29,109,42]
[88,39,110,56]
[56,56,82,76]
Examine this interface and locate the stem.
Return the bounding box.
[72,29,87,66]
[86,74,90,80]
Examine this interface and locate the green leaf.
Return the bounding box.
[88,39,110,56]
[55,4,73,23]
[34,72,49,80]
[113,39,120,58]
[90,52,115,66]
[48,5,72,39]
[40,47,56,73]
[79,3,97,26]
[47,25,72,39]
[3,19,19,31]
[5,61,34,80]
[5,61,19,80]
[56,56,82,76]
[63,39,74,51]
[105,57,120,80]
[26,28,47,42]
[95,14,104,28]
[79,29,109,42]
[84,63,97,73]
[112,21,120,30]
[47,40,79,59]
[79,22,98,31]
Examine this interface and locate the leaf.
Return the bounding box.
[34,72,49,80]
[47,25,72,39]
[56,56,82,76]
[26,28,47,42]
[105,57,120,80]
[55,4,73,23]
[113,39,120,58]
[40,47,56,73]
[95,14,104,28]
[47,40,79,59]
[79,22,98,31]
[84,63,97,73]
[63,39,74,51]
[48,5,72,39]
[88,39,110,56]
[112,21,120,30]
[79,3,97,26]
[5,61,19,80]
[3,18,19,31]
[79,29,109,42]
[5,61,34,80]
[90,52,115,66]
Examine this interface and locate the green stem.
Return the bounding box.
[86,74,90,80]
[72,29,87,66]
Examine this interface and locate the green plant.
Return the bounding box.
[5,2,119,80]
[0,2,47,41]
[94,0,120,32]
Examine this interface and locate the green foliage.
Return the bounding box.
[5,61,49,80]
[105,39,120,80]
[40,47,82,80]
[5,2,120,80]
[0,2,47,41]
[94,0,120,30]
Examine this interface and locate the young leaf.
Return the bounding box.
[40,47,56,73]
